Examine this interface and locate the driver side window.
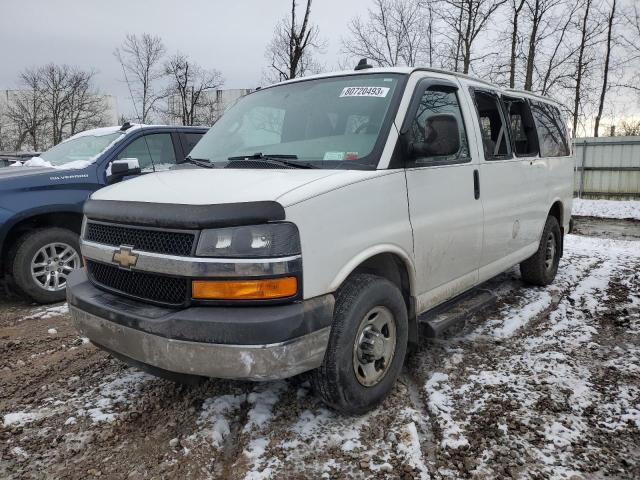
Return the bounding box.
[410,88,469,165]
[116,133,176,172]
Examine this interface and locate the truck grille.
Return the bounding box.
[85,222,195,256]
[87,260,188,306]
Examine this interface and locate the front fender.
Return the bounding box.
[283,170,415,300]
[0,204,84,255]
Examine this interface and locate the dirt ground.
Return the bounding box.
[1,223,639,479]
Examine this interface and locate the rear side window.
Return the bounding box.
[530,101,570,157]
[505,98,539,157]
[472,90,511,160]
[408,88,469,165]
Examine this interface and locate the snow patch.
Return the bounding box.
[197,394,245,446]
[572,198,640,220]
[3,410,49,427]
[425,372,469,449]
[23,303,69,321]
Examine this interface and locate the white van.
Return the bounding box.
[68,62,573,414]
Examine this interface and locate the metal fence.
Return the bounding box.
[574,136,640,199]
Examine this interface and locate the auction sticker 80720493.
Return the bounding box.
[340,86,390,98]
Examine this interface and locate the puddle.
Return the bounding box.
[572,216,640,241]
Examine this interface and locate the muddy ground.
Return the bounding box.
[1,222,639,479]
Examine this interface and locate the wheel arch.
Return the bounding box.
[329,246,419,344]
[548,199,565,257]
[1,208,83,274]
[549,199,564,228]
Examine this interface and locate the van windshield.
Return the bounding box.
[189,74,403,169]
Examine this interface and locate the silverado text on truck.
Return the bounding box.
[68,63,573,413]
[0,124,206,303]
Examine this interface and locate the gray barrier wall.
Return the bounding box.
[574,136,640,199]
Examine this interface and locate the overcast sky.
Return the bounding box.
[1,0,370,118]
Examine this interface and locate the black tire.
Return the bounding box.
[311,274,408,415]
[11,227,82,304]
[520,216,561,286]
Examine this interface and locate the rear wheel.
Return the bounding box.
[520,216,561,286]
[311,274,408,414]
[11,228,82,303]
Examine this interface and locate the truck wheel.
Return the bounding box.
[520,216,561,286]
[11,228,82,304]
[311,274,408,414]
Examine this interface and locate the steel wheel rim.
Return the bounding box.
[353,306,397,387]
[30,242,80,292]
[544,231,556,271]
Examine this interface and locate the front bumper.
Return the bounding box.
[67,270,334,380]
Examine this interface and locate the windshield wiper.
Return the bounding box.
[227,152,318,169]
[184,156,215,168]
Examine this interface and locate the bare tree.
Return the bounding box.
[114,33,166,123]
[523,0,564,91]
[163,53,224,126]
[66,70,108,135]
[37,64,107,145]
[4,68,48,150]
[593,0,617,137]
[508,0,526,88]
[343,0,432,67]
[536,4,580,95]
[5,64,108,149]
[440,0,508,74]
[265,0,325,82]
[618,119,640,136]
[571,0,594,136]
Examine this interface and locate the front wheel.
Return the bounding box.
[311,274,408,414]
[11,227,82,303]
[520,215,561,286]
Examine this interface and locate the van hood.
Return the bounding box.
[91,168,381,207]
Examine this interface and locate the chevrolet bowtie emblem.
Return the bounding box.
[112,245,138,270]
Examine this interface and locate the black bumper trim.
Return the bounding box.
[83,199,286,229]
[67,269,334,345]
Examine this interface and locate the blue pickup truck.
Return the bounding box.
[0,123,207,303]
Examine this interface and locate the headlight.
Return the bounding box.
[196,223,301,258]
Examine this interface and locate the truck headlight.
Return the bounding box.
[195,223,301,258]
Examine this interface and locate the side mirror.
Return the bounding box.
[107,158,141,184]
[408,114,460,158]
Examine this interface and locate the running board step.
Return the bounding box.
[418,288,497,337]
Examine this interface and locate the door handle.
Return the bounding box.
[473,169,480,200]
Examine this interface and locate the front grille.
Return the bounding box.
[85,222,195,256]
[87,260,188,306]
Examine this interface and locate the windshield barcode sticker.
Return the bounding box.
[340,87,390,98]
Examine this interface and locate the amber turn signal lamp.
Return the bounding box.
[192,277,297,300]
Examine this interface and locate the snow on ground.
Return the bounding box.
[1,232,639,479]
[573,198,640,220]
[22,303,69,321]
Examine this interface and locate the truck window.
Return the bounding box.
[472,90,511,160]
[504,97,539,157]
[408,88,469,165]
[530,101,570,157]
[116,133,177,171]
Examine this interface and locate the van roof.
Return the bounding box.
[268,66,564,107]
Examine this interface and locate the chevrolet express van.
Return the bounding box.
[68,63,573,413]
